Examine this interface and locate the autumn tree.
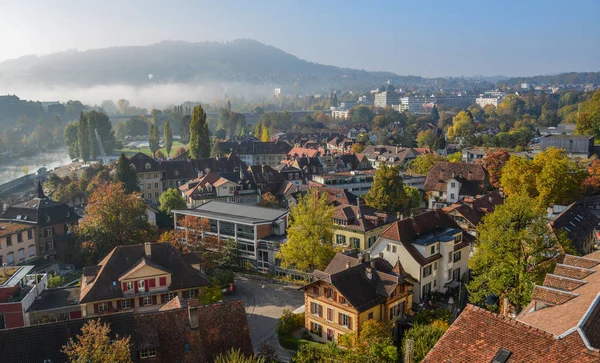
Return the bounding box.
[584,159,600,195]
[260,124,270,142]
[77,182,155,262]
[364,162,406,215]
[340,320,398,362]
[416,129,436,148]
[408,153,447,175]
[500,148,586,210]
[277,189,335,271]
[479,149,510,188]
[114,153,138,194]
[256,192,279,208]
[447,111,474,141]
[402,320,449,363]
[189,105,211,159]
[467,195,572,312]
[158,188,186,213]
[164,120,173,157]
[62,319,132,363]
[575,89,600,139]
[351,143,365,153]
[214,349,265,363]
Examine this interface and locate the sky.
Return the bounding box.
[0,0,598,78]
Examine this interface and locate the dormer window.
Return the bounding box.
[455,234,462,243]
[145,163,151,170]
[451,182,456,188]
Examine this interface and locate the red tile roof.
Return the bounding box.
[530,285,578,305]
[423,161,489,195]
[424,304,600,363]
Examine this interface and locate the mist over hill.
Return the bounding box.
[0,39,423,100]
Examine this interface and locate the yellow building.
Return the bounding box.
[333,203,396,250]
[301,253,414,343]
[129,152,164,204]
[79,242,209,317]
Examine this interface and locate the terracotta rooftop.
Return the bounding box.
[517,252,600,337]
[424,304,600,362]
[423,161,489,196]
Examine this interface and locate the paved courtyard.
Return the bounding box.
[225,276,304,360]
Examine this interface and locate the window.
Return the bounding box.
[450,193,455,199]
[6,235,11,246]
[140,349,157,359]
[454,251,462,262]
[386,244,391,252]
[312,286,319,295]
[311,322,322,336]
[27,230,32,239]
[7,253,14,264]
[448,252,452,262]
[143,295,153,305]
[147,193,152,199]
[434,262,438,270]
[422,282,432,299]
[121,299,131,309]
[18,249,25,261]
[349,237,360,249]
[423,265,432,277]
[392,245,397,253]
[17,233,22,243]
[455,234,462,243]
[327,308,333,321]
[325,288,333,299]
[138,280,145,291]
[165,292,174,302]
[310,302,321,316]
[390,302,404,319]
[45,228,53,237]
[147,183,151,189]
[430,245,435,255]
[184,289,196,299]
[451,182,456,188]
[368,312,374,320]
[159,277,167,286]
[28,245,35,257]
[339,313,350,328]
[327,328,334,341]
[335,235,346,245]
[98,302,108,312]
[127,281,134,291]
[368,236,376,248]
[155,192,159,198]
[154,183,158,189]
[339,296,348,305]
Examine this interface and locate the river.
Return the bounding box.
[0,148,72,185]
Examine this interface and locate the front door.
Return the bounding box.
[453,268,461,281]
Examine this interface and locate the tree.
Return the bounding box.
[500,148,586,210]
[480,149,510,188]
[403,185,422,211]
[256,192,279,208]
[62,319,132,363]
[180,115,191,143]
[364,162,406,215]
[584,159,600,195]
[198,283,224,305]
[430,105,440,123]
[260,125,270,142]
[402,320,449,363]
[148,124,160,159]
[114,153,138,194]
[159,188,186,214]
[164,120,173,158]
[447,151,463,163]
[189,105,211,159]
[575,89,600,139]
[447,111,474,140]
[416,129,436,148]
[277,189,335,271]
[351,143,365,153]
[77,112,90,161]
[349,105,375,124]
[76,183,155,262]
[340,320,398,362]
[467,195,572,312]
[21,166,29,175]
[214,349,265,363]
[408,154,447,175]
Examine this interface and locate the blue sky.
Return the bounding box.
[0,0,598,77]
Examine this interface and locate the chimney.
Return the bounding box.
[188,306,199,329]
[144,242,152,259]
[3,263,7,275]
[357,199,361,218]
[365,267,373,280]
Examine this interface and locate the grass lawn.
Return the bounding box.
[115,140,188,157]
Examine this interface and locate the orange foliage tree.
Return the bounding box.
[584,159,600,195]
[479,149,510,189]
[62,319,132,363]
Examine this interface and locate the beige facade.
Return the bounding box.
[138,170,163,203]
[333,223,393,251]
[0,222,37,266]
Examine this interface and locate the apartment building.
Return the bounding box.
[424,162,489,209]
[311,170,376,196]
[79,242,209,318]
[0,222,37,266]
[333,202,396,250]
[130,152,163,203]
[178,170,260,208]
[374,91,400,108]
[172,202,289,273]
[0,265,48,329]
[302,253,414,343]
[366,211,472,303]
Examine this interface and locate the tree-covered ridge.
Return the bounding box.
[498,71,600,87]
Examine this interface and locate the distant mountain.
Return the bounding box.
[0,39,424,92]
[498,72,600,87]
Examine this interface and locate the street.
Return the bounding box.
[226,276,304,360]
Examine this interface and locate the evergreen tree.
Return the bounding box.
[77,112,90,161]
[254,122,262,139]
[164,120,173,158]
[148,124,160,159]
[87,112,98,160]
[114,153,138,194]
[431,105,440,123]
[189,105,210,159]
[364,162,407,215]
[180,114,191,143]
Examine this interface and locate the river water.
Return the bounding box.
[0,148,72,185]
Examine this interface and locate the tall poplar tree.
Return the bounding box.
[148,124,160,159]
[164,120,173,158]
[77,112,90,161]
[189,105,210,159]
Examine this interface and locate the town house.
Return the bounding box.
[547,202,599,256]
[0,221,37,266]
[301,253,414,343]
[78,242,209,318]
[332,201,396,250]
[129,152,163,204]
[366,210,472,303]
[423,161,490,209]
[178,170,259,208]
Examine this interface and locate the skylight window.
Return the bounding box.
[492,348,511,363]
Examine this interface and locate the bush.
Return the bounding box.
[402,320,449,363]
[277,310,305,335]
[413,308,453,325]
[47,274,65,288]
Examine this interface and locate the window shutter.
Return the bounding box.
[122,282,127,291]
[149,279,156,288]
[333,291,337,301]
[139,297,144,307]
[152,295,157,305]
[348,316,353,330]
[144,279,150,289]
[130,299,135,308]
[338,312,342,324]
[94,303,99,314]
[134,282,139,293]
[317,325,322,337]
[161,294,166,303]
[117,300,122,310]
[159,277,167,286]
[318,305,323,318]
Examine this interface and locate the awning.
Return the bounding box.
[444,280,460,289]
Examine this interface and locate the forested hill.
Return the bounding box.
[0,39,423,91]
[498,71,600,87]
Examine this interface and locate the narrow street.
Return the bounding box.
[226,277,304,361]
